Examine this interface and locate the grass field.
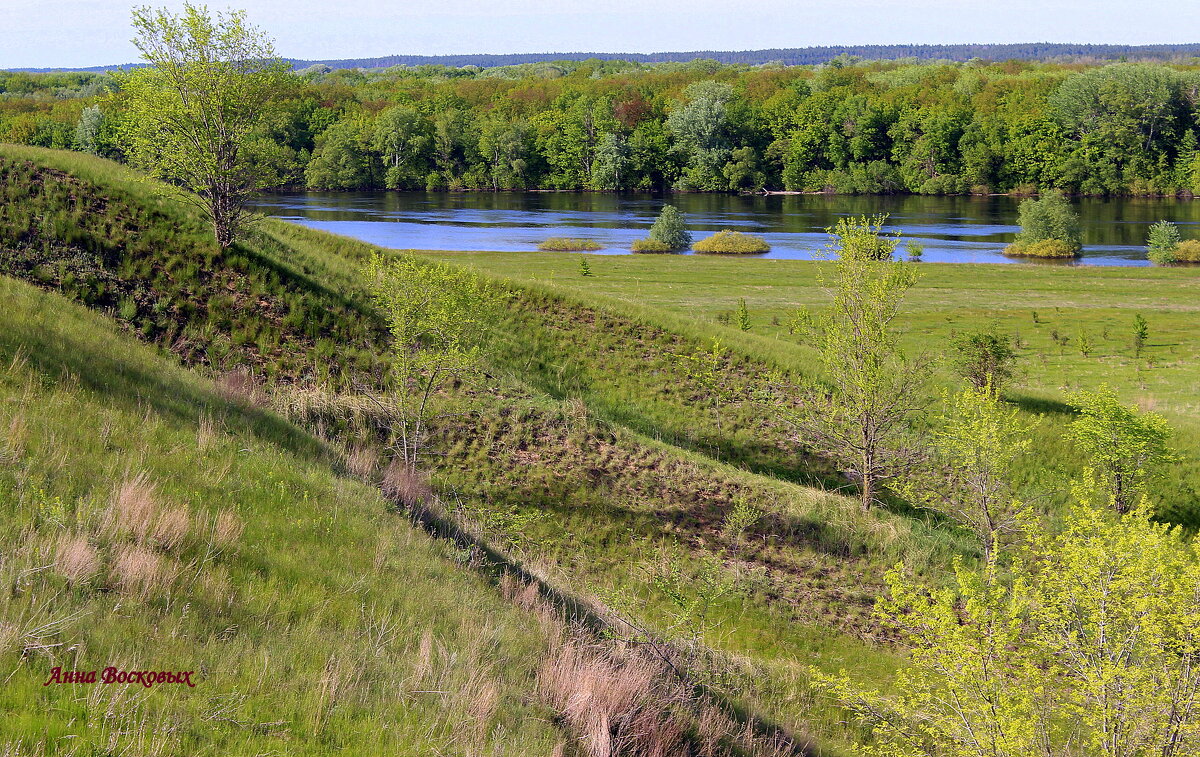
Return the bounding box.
[414,250,1200,527]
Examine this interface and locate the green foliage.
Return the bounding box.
[537,237,602,251]
[1011,190,1082,253]
[1076,328,1094,356]
[630,237,674,253]
[904,240,924,262]
[771,215,925,509]
[1069,386,1174,514]
[1174,238,1200,261]
[1147,220,1181,264]
[18,54,1200,196]
[693,230,771,254]
[824,500,1200,757]
[736,298,751,331]
[950,329,1017,391]
[721,495,763,546]
[365,255,495,470]
[1133,313,1149,358]
[901,385,1032,556]
[647,205,692,250]
[826,214,900,261]
[118,3,294,248]
[304,120,377,189]
[578,255,592,277]
[1004,238,1079,259]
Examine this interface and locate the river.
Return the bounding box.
[252,191,1200,266]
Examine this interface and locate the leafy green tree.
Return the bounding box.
[118,3,293,249]
[1013,189,1082,252]
[822,498,1200,757]
[477,116,531,191]
[590,132,630,190]
[73,105,103,154]
[365,256,494,472]
[647,205,692,250]
[901,385,1031,558]
[774,215,925,510]
[371,106,432,190]
[1146,219,1181,265]
[667,81,736,190]
[1069,386,1173,514]
[304,120,376,190]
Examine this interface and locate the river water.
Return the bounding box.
[253,191,1200,266]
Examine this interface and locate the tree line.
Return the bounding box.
[10,51,1200,198]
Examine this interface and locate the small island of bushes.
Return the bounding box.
[1003,190,1083,259]
[693,229,771,254]
[632,205,691,253]
[1146,220,1200,264]
[538,237,603,251]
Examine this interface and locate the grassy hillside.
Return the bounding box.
[0,275,568,754]
[414,250,1200,527]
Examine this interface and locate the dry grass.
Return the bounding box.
[152,507,191,552]
[503,575,804,757]
[196,413,218,450]
[381,460,433,510]
[54,533,100,585]
[346,443,379,479]
[110,544,172,598]
[214,367,267,408]
[104,474,161,543]
[539,638,687,757]
[210,511,243,551]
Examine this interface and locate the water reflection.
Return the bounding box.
[252,191,1200,266]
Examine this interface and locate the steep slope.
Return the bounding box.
[0,275,568,754]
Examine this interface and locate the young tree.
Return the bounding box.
[647,205,692,250]
[1069,386,1173,514]
[900,385,1031,558]
[1147,220,1181,265]
[1133,313,1149,358]
[951,329,1017,392]
[365,255,493,473]
[119,4,294,249]
[821,499,1200,757]
[774,215,926,510]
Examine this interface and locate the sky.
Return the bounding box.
[2,0,1200,69]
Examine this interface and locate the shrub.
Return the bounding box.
[692,230,770,254]
[1174,239,1200,262]
[647,205,691,250]
[630,238,673,254]
[951,329,1017,391]
[1013,190,1082,253]
[537,237,602,252]
[1003,239,1079,259]
[1146,220,1180,265]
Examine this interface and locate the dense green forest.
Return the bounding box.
[8,55,1200,196]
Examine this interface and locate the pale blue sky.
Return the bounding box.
[2,0,1198,69]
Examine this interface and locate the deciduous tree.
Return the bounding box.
[119,4,293,249]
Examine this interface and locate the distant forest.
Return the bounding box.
[9,55,1200,196]
[17,43,1200,73]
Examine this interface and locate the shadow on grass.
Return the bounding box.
[1006,392,1078,417]
[0,277,333,467]
[401,491,824,757]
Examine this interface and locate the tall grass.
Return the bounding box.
[0,276,566,754]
